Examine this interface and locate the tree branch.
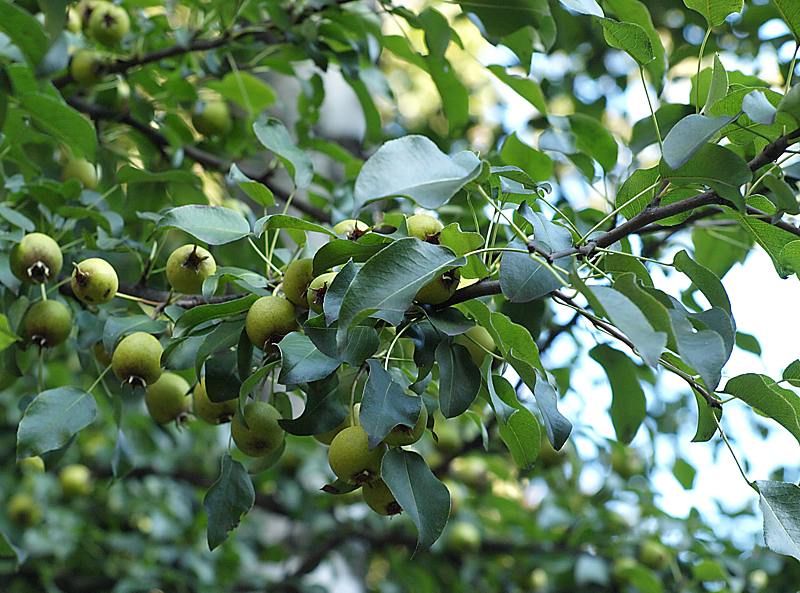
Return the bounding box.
[53,0,357,87]
[66,96,331,222]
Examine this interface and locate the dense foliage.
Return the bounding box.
[2,0,800,591]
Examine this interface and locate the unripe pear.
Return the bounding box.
[193,379,237,424]
[18,456,45,474]
[314,404,359,445]
[76,0,101,27]
[282,258,314,307]
[362,479,401,515]
[328,425,385,484]
[448,521,481,551]
[415,268,460,305]
[407,213,443,242]
[231,401,285,457]
[70,49,105,86]
[62,156,99,189]
[612,557,638,584]
[611,447,645,479]
[7,493,42,526]
[112,332,163,388]
[454,325,496,366]
[306,271,337,314]
[332,219,369,240]
[529,568,549,591]
[192,97,232,136]
[639,539,670,570]
[22,300,72,348]
[145,372,191,425]
[383,403,427,446]
[165,244,216,294]
[67,7,82,32]
[88,2,130,46]
[245,295,296,349]
[59,464,92,497]
[11,233,63,283]
[71,257,118,304]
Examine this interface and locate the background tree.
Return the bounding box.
[1,0,800,591]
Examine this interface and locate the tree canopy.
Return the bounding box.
[1,0,800,591]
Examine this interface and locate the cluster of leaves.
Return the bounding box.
[1,0,800,591]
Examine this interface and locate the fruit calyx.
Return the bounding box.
[181,245,209,271]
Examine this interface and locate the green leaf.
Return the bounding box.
[673,250,731,314]
[0,0,48,65]
[439,223,489,279]
[0,529,25,566]
[102,316,166,353]
[158,205,251,245]
[112,430,135,480]
[360,360,422,446]
[735,213,798,277]
[253,117,313,189]
[0,314,17,352]
[783,359,800,386]
[204,454,255,551]
[487,65,547,114]
[590,286,667,366]
[499,239,565,303]
[778,84,800,122]
[337,238,465,331]
[683,0,743,26]
[498,407,541,470]
[703,54,728,113]
[601,19,654,65]
[353,135,482,209]
[757,480,800,561]
[277,332,340,385]
[589,344,646,444]
[279,374,348,436]
[454,0,554,38]
[20,92,97,159]
[669,307,727,389]
[484,369,519,424]
[499,132,553,183]
[253,214,336,238]
[559,0,603,17]
[207,72,276,115]
[724,374,800,445]
[173,295,258,338]
[692,388,721,442]
[568,113,618,172]
[381,448,450,552]
[661,113,737,170]
[772,0,800,41]
[17,387,97,459]
[604,0,666,89]
[227,164,275,207]
[673,457,697,489]
[661,143,752,210]
[436,341,481,418]
[742,90,777,125]
[205,349,242,403]
[615,166,659,219]
[0,203,34,231]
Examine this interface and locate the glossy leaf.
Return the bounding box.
[204,455,255,551]
[354,135,482,209]
[360,360,422,447]
[17,387,97,459]
[158,205,251,245]
[381,448,450,552]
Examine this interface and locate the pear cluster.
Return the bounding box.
[8,210,499,521]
